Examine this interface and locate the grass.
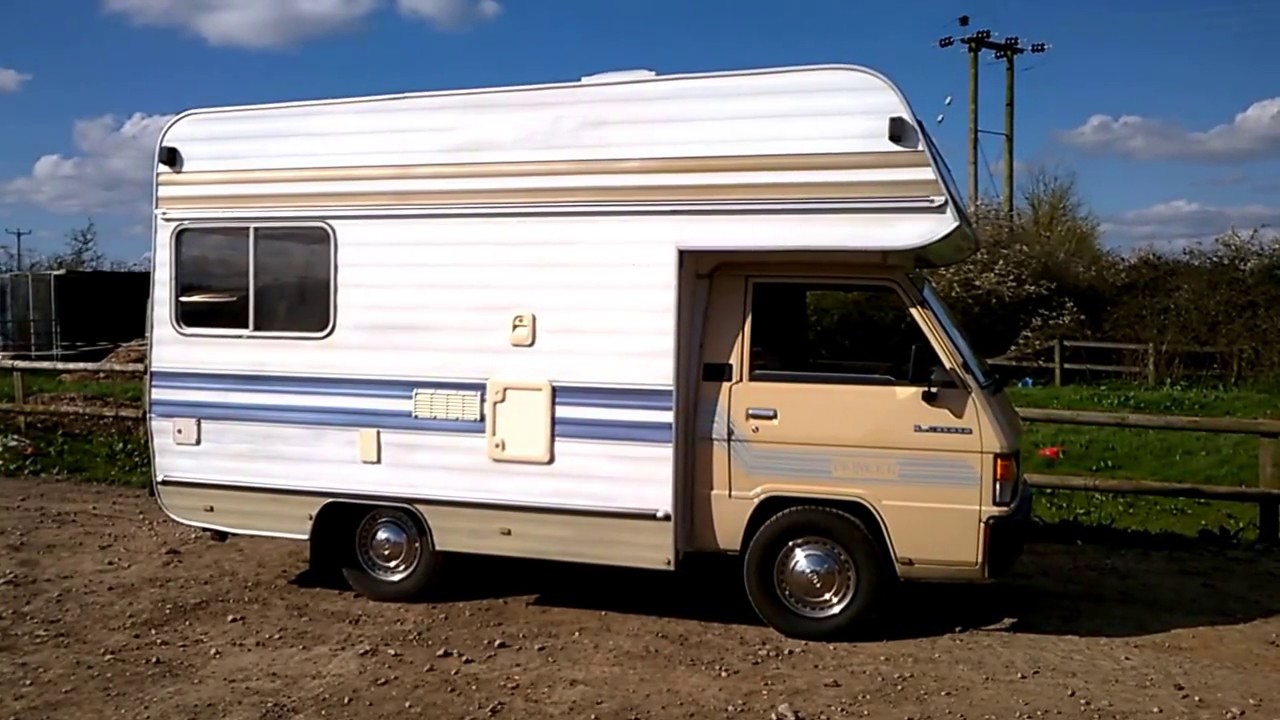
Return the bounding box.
[0,417,151,487]
[1008,381,1277,543]
[0,371,143,404]
[0,372,149,488]
[0,372,1274,544]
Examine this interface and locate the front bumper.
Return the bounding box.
[983,479,1033,578]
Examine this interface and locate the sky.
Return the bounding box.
[1,0,1278,263]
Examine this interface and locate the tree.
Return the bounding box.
[21,219,113,272]
[928,164,1105,357]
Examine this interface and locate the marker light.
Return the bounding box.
[993,452,1020,507]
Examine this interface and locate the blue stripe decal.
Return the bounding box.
[555,418,674,444]
[149,370,674,409]
[551,386,673,412]
[148,399,673,444]
[150,401,485,435]
[150,371,482,399]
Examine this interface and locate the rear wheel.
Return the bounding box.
[742,505,889,640]
[340,506,440,602]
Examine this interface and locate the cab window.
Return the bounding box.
[748,280,945,385]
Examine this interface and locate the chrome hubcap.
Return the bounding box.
[773,536,856,618]
[355,509,422,582]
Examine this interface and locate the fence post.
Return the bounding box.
[1146,342,1158,386]
[12,369,25,434]
[1258,435,1280,545]
[1053,338,1063,387]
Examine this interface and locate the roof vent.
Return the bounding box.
[580,69,657,83]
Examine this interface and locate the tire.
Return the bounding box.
[340,506,441,602]
[742,505,889,640]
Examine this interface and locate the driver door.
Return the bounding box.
[727,276,985,568]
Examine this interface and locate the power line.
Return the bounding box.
[937,16,1049,218]
[977,135,999,196]
[4,228,32,272]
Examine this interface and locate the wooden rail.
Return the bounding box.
[1018,407,1280,544]
[0,359,147,432]
[989,339,1252,387]
[0,360,146,372]
[989,339,1156,386]
[1017,407,1280,436]
[1024,474,1280,502]
[0,359,1275,543]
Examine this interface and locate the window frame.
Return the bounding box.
[909,272,993,389]
[169,220,337,340]
[742,276,962,388]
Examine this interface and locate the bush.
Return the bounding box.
[927,164,1280,384]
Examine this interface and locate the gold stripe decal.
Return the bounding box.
[157,179,943,210]
[156,150,933,186]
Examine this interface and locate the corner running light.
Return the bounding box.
[993,452,1020,507]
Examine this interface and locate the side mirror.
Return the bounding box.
[988,367,1009,393]
[921,366,953,403]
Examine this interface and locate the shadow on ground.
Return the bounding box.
[290,532,1280,642]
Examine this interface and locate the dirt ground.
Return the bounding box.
[2,478,1279,720]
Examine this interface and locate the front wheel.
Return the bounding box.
[340,506,441,602]
[742,506,889,640]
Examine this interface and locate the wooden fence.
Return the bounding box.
[0,359,1277,544]
[989,339,1156,386]
[989,339,1250,387]
[1020,407,1280,544]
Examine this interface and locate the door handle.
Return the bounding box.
[746,407,778,421]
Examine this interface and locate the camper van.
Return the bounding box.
[144,63,1030,641]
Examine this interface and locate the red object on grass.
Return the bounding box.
[1037,446,1064,460]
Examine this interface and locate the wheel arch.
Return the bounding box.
[308,498,434,568]
[741,494,901,578]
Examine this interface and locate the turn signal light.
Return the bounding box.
[993,452,1020,507]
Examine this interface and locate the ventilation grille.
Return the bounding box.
[412,388,483,422]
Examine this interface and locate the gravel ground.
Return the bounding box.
[2,477,1279,720]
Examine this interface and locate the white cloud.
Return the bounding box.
[1,112,175,215]
[0,67,32,93]
[1060,98,1280,162]
[103,0,501,49]
[1102,199,1280,248]
[397,0,501,29]
[103,0,379,48]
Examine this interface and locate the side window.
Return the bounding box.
[252,227,333,333]
[174,224,333,336]
[748,281,944,385]
[174,227,250,330]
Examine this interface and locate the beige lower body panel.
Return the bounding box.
[419,504,672,569]
[897,564,986,582]
[155,482,674,570]
[684,489,986,581]
[158,482,321,538]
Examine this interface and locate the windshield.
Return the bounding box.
[910,273,992,387]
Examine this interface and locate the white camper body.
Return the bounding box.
[146,64,1029,640]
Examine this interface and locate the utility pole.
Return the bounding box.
[937,18,1048,217]
[967,38,980,210]
[4,228,31,272]
[938,17,987,210]
[1003,48,1015,219]
[992,37,1048,221]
